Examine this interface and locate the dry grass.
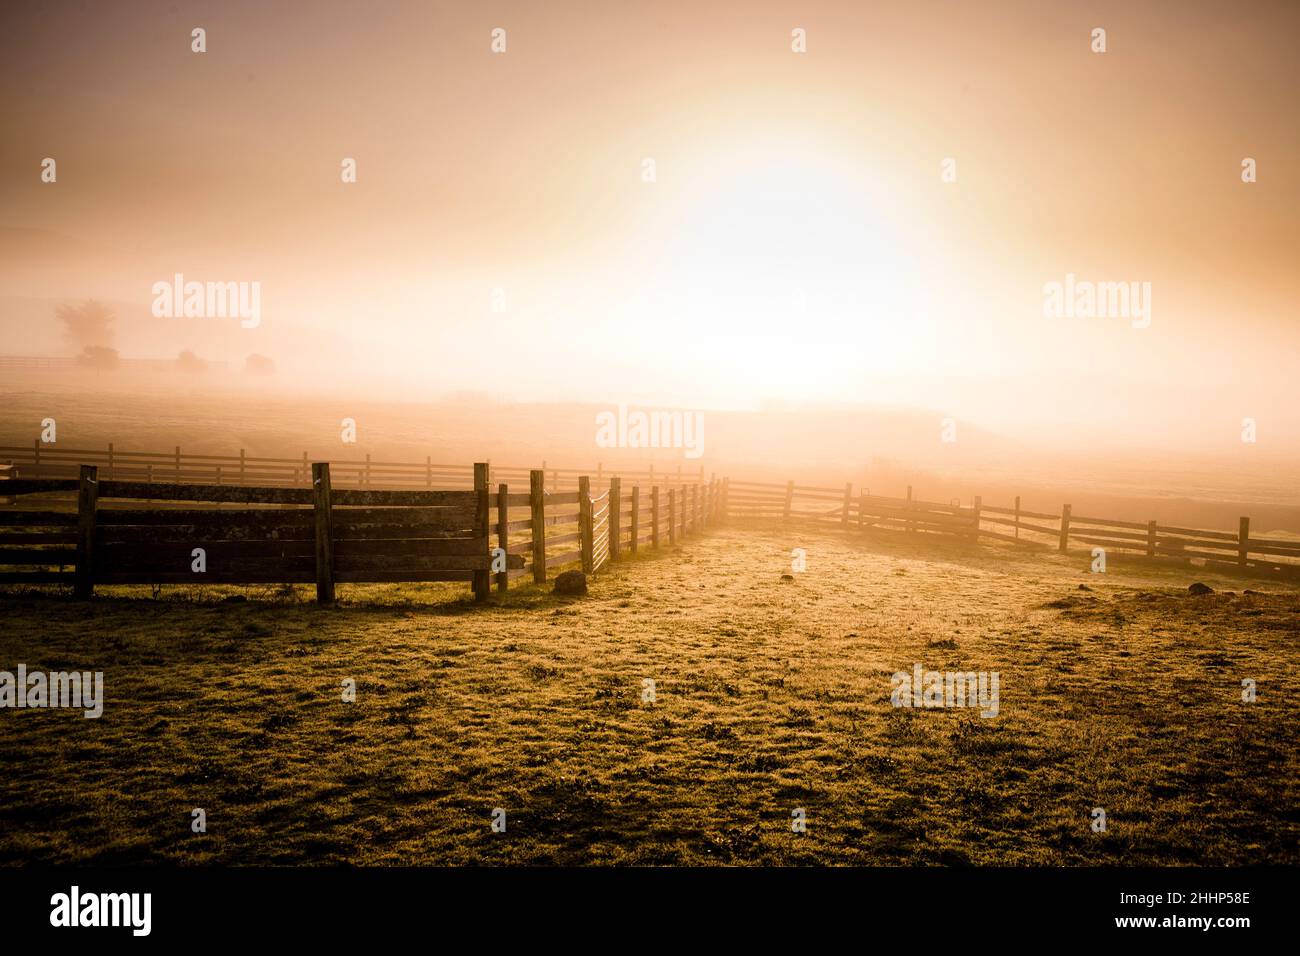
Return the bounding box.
[1,523,1297,865]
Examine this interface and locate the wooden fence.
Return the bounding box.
[722,478,1300,581]
[0,463,722,601]
[0,442,708,493]
[4,440,1293,585]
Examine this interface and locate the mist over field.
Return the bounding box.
[3,0,1298,465]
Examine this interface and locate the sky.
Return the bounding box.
[0,0,1297,452]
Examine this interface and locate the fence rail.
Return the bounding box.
[721,479,1300,581]
[0,462,723,601]
[0,443,708,493]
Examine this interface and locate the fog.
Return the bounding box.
[2,0,1297,489]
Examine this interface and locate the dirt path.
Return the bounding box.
[1,524,1297,864]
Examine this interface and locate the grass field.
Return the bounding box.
[1,523,1297,865]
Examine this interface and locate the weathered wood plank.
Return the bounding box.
[530,470,546,585]
[97,508,314,527]
[330,488,477,507]
[981,504,1061,521]
[75,466,98,598]
[99,481,314,504]
[1070,514,1151,531]
[1247,541,1300,556]
[1,479,79,496]
[96,525,315,544]
[0,533,77,545]
[0,510,77,526]
[312,462,335,603]
[0,549,77,564]
[94,570,316,584]
[473,463,490,601]
[334,553,515,572]
[333,537,489,557]
[496,482,509,592]
[334,570,476,583]
[97,543,316,567]
[330,504,475,525]
[0,570,76,583]
[1159,525,1241,542]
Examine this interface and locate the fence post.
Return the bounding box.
[33,438,41,479]
[311,462,335,604]
[175,445,181,481]
[906,485,914,533]
[972,495,982,542]
[579,475,593,574]
[1059,504,1072,553]
[668,488,676,545]
[497,482,509,592]
[630,485,640,554]
[858,491,865,530]
[690,484,698,535]
[1238,517,1249,567]
[473,463,490,601]
[609,477,621,561]
[530,469,546,584]
[239,448,247,485]
[1146,520,1157,558]
[841,482,852,527]
[721,477,729,524]
[783,480,794,523]
[107,442,114,479]
[652,487,661,548]
[74,464,98,599]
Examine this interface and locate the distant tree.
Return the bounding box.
[177,350,206,373]
[56,300,115,352]
[245,353,275,375]
[76,345,120,370]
